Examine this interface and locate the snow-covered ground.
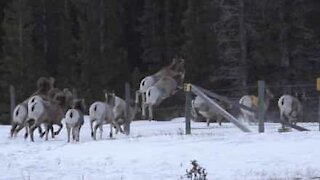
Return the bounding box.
[1,118,320,180]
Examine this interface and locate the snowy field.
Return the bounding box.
[1,118,320,180]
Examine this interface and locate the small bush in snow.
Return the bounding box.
[184,160,207,180]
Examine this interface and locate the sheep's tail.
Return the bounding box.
[14,106,20,117]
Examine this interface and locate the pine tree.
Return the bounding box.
[140,0,166,72]
[1,0,36,99]
[182,0,219,87]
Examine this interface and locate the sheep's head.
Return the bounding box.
[54,92,66,107]
[72,99,86,113]
[104,90,116,106]
[51,88,72,108]
[63,88,73,108]
[37,77,55,95]
[265,88,274,100]
[295,91,306,102]
[48,88,62,100]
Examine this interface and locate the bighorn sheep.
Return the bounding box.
[65,99,86,142]
[105,92,138,133]
[192,95,231,126]
[144,75,182,120]
[26,88,72,142]
[136,58,185,118]
[239,89,274,124]
[89,92,125,140]
[10,77,55,138]
[278,93,304,128]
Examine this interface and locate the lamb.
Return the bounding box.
[64,99,86,142]
[239,89,273,124]
[89,100,116,140]
[278,93,304,128]
[10,77,55,138]
[26,88,73,142]
[192,95,230,126]
[136,58,185,118]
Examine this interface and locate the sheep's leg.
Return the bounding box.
[148,104,153,121]
[54,123,63,136]
[113,117,124,134]
[14,124,24,137]
[206,118,210,127]
[10,123,18,138]
[29,124,38,142]
[76,126,81,142]
[90,119,95,138]
[93,123,101,140]
[141,93,147,119]
[50,125,54,138]
[66,125,71,143]
[280,110,286,129]
[135,90,140,104]
[99,125,103,139]
[44,123,50,141]
[109,123,113,138]
[141,102,146,119]
[113,120,123,134]
[249,115,254,125]
[72,127,76,141]
[24,126,29,139]
[113,117,119,134]
[39,126,45,138]
[217,116,223,126]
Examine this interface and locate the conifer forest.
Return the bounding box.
[0,0,320,123]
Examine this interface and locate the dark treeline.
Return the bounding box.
[0,0,320,123]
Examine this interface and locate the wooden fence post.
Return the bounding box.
[184,83,192,135]
[9,85,16,119]
[318,96,320,132]
[317,78,320,131]
[124,82,131,135]
[258,80,265,133]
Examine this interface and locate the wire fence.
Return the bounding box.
[151,82,320,123]
[2,82,320,124]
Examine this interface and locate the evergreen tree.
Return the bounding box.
[1,0,36,99]
[182,0,219,87]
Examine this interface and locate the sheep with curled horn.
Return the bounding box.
[192,95,231,126]
[239,88,274,124]
[64,98,86,142]
[278,92,305,129]
[26,88,73,142]
[10,77,55,138]
[143,73,184,120]
[136,58,185,118]
[89,91,120,140]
